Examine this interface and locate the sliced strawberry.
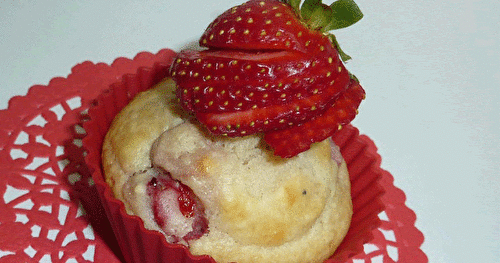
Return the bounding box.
[195,63,350,136]
[200,0,323,53]
[264,78,365,158]
[170,0,366,158]
[171,40,344,114]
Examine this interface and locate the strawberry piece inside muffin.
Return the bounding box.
[147,174,209,243]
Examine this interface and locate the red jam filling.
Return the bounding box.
[147,174,209,243]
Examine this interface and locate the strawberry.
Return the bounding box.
[170,0,365,157]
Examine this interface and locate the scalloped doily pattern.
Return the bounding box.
[0,49,427,263]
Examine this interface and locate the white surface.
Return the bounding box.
[1,0,499,262]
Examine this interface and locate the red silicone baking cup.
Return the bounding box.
[82,53,386,263]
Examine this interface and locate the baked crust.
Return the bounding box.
[102,78,353,263]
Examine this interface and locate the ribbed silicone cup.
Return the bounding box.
[83,60,385,263]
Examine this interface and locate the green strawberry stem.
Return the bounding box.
[282,0,363,62]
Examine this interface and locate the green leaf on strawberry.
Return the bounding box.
[324,0,364,30]
[285,0,363,31]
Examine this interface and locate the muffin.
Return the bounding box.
[101,78,352,263]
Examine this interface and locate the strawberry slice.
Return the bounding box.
[195,63,350,136]
[172,37,344,114]
[264,78,365,158]
[200,0,323,53]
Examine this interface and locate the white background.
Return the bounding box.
[1,0,499,262]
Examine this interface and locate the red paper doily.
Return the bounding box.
[0,49,427,263]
